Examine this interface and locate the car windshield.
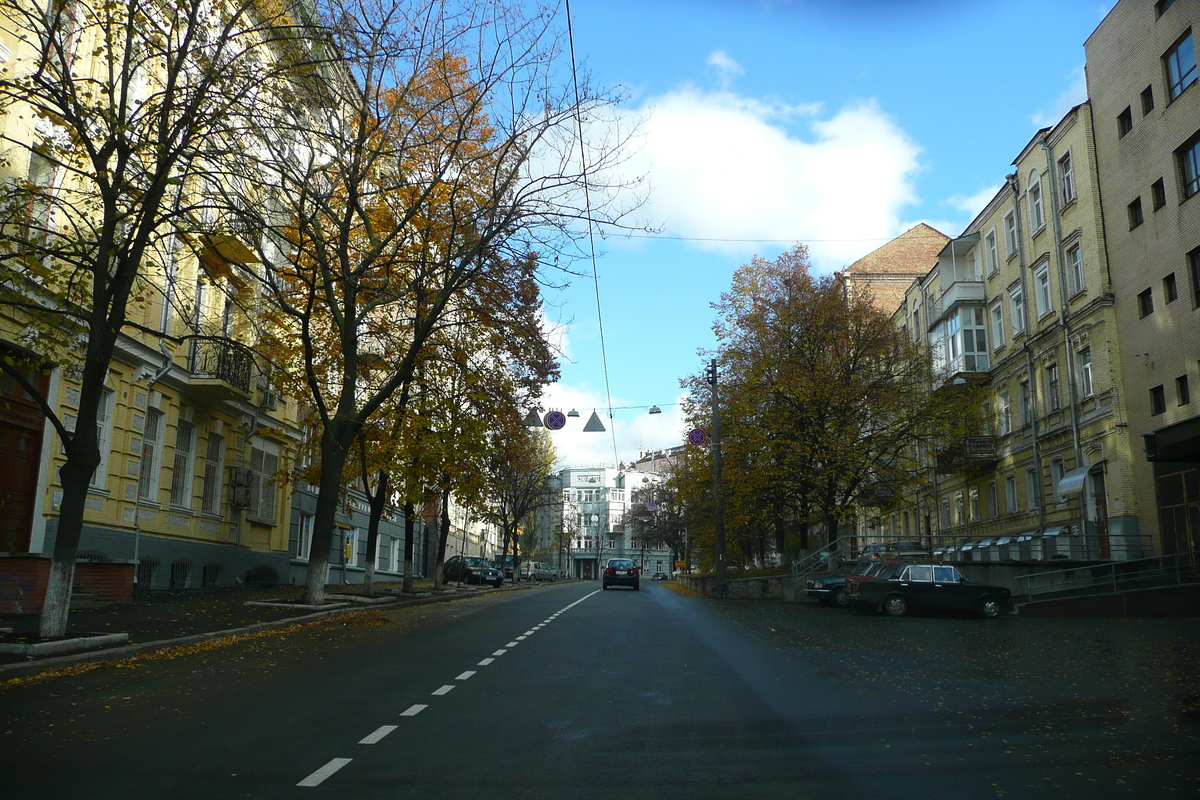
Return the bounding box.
[465,557,487,567]
[852,561,875,575]
[608,559,634,568]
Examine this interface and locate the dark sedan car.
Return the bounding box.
[443,555,503,588]
[806,560,892,607]
[849,562,1011,618]
[602,558,640,590]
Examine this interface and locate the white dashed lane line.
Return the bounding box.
[359,726,397,745]
[400,704,427,716]
[492,649,508,656]
[478,657,495,666]
[298,758,352,787]
[432,685,455,696]
[456,671,476,680]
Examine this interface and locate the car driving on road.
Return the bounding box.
[848,562,1012,618]
[602,558,640,590]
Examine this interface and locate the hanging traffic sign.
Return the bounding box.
[687,428,708,447]
[544,410,567,430]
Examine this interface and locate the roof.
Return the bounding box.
[837,223,950,313]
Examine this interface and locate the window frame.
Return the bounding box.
[1150,384,1167,416]
[1005,475,1018,514]
[989,301,1004,350]
[1138,286,1155,318]
[1045,362,1060,413]
[1010,287,1026,334]
[1179,130,1200,200]
[1128,196,1144,229]
[90,388,114,489]
[296,511,314,561]
[201,431,225,516]
[1028,170,1045,231]
[1034,264,1053,317]
[1058,151,1075,204]
[1165,30,1197,102]
[1004,211,1018,258]
[169,418,196,509]
[1079,347,1094,398]
[985,229,999,274]
[1065,243,1084,296]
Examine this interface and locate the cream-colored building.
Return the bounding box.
[1085,0,1200,558]
[883,102,1143,562]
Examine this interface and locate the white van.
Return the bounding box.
[521,561,556,581]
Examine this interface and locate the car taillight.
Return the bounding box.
[604,568,615,575]
[630,568,639,574]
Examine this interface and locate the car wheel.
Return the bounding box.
[602,583,608,590]
[634,582,640,591]
[493,579,503,588]
[980,597,1002,618]
[834,587,850,607]
[884,595,908,617]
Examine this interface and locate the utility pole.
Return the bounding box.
[707,358,727,587]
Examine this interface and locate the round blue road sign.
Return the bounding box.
[545,410,567,430]
[687,428,708,446]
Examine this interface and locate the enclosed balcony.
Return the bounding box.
[935,436,998,474]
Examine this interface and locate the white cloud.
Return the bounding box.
[947,183,1002,219]
[1032,65,1087,128]
[706,49,744,90]
[620,87,922,272]
[533,384,690,468]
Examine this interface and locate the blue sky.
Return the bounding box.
[536,0,1117,468]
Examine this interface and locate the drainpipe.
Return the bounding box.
[131,342,173,584]
[1007,172,1047,532]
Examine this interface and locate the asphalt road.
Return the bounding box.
[2,581,1199,799]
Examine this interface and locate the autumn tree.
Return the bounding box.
[0,0,307,636]
[233,0,635,604]
[477,423,556,583]
[682,245,981,567]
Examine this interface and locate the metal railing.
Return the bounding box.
[1013,551,1200,603]
[189,338,253,392]
[790,536,854,580]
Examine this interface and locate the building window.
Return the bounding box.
[1117,106,1133,137]
[1051,460,1065,504]
[998,391,1012,435]
[1026,467,1040,510]
[1019,379,1032,427]
[1165,31,1197,101]
[1005,475,1018,514]
[1010,288,1026,334]
[1004,211,1018,258]
[1156,0,1175,18]
[296,511,313,560]
[1028,171,1045,230]
[1058,152,1075,204]
[1034,265,1052,317]
[987,483,998,519]
[169,419,196,508]
[1078,347,1094,397]
[1152,178,1167,210]
[1179,130,1200,199]
[985,229,999,273]
[1138,287,1155,317]
[90,388,114,488]
[137,409,164,501]
[344,527,358,567]
[1128,196,1144,229]
[1177,375,1192,406]
[1165,272,1178,303]
[248,442,279,522]
[954,492,965,526]
[1066,244,1084,295]
[201,432,224,515]
[940,496,951,530]
[1191,248,1200,307]
[1045,363,1060,412]
[969,488,980,523]
[1142,85,1156,115]
[1151,385,1167,415]
[990,302,1004,349]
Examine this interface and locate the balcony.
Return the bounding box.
[936,436,998,474]
[927,281,986,326]
[186,338,254,402]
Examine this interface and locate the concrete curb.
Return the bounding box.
[0,581,546,682]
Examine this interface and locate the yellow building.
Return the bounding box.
[0,1,305,589]
[887,102,1143,562]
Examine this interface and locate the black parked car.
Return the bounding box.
[602,558,640,590]
[849,562,1012,618]
[651,572,668,581]
[444,555,503,588]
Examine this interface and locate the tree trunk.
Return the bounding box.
[362,471,388,596]
[402,500,415,593]
[434,488,452,588]
[301,419,359,604]
[38,360,106,638]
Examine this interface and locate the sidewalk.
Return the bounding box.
[0,578,525,677]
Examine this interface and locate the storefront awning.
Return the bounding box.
[1057,461,1104,496]
[1143,415,1200,462]
[333,513,352,530]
